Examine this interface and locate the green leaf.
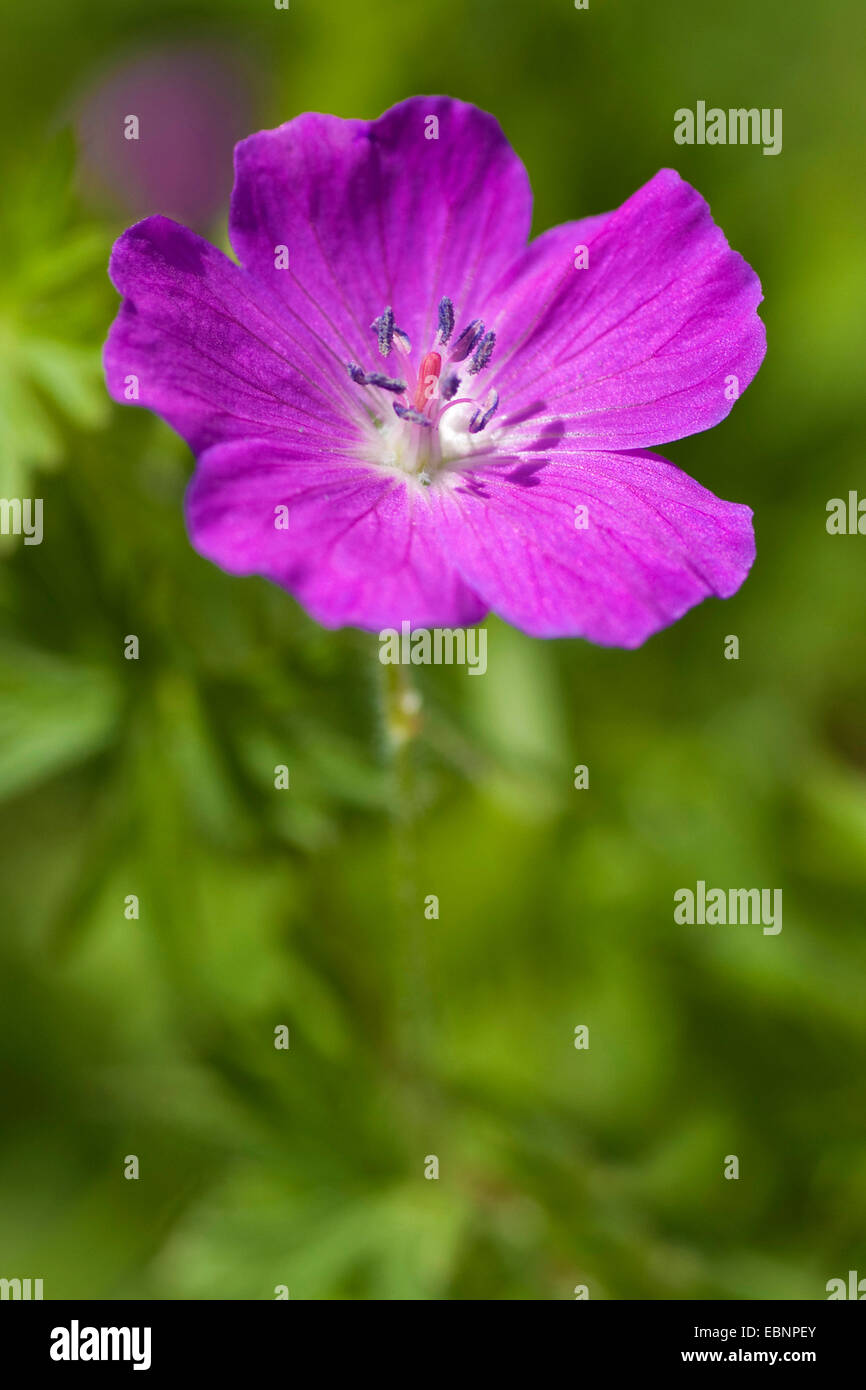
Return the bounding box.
[0,645,120,799]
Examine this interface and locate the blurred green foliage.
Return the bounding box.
[1,0,865,1300]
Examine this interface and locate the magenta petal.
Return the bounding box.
[185,439,487,630]
[431,450,755,646]
[104,216,356,454]
[487,170,766,452]
[229,96,532,362]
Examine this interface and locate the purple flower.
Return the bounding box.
[104,96,765,646]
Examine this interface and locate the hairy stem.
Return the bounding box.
[376,650,438,1133]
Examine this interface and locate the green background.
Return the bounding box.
[1,0,864,1300]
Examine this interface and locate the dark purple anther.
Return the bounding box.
[450,319,484,361]
[440,371,461,401]
[347,361,406,392]
[393,327,412,354]
[371,305,396,356]
[364,371,407,393]
[468,330,496,375]
[468,388,500,434]
[437,296,455,345]
[393,402,433,427]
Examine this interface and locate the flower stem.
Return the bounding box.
[376,649,438,1132]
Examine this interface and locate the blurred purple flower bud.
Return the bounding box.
[74,43,256,229]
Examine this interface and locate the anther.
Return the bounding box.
[370,306,396,357]
[365,371,407,393]
[437,297,455,345]
[450,319,484,361]
[346,361,407,392]
[469,388,500,434]
[468,330,496,376]
[393,402,433,428]
[440,371,461,401]
[392,328,412,356]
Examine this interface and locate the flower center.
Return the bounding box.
[345,296,500,484]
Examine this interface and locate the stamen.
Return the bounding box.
[366,371,407,393]
[370,306,396,357]
[346,361,406,392]
[393,402,433,428]
[468,388,500,434]
[440,371,461,401]
[450,319,484,361]
[392,328,412,356]
[437,297,455,345]
[468,330,496,375]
